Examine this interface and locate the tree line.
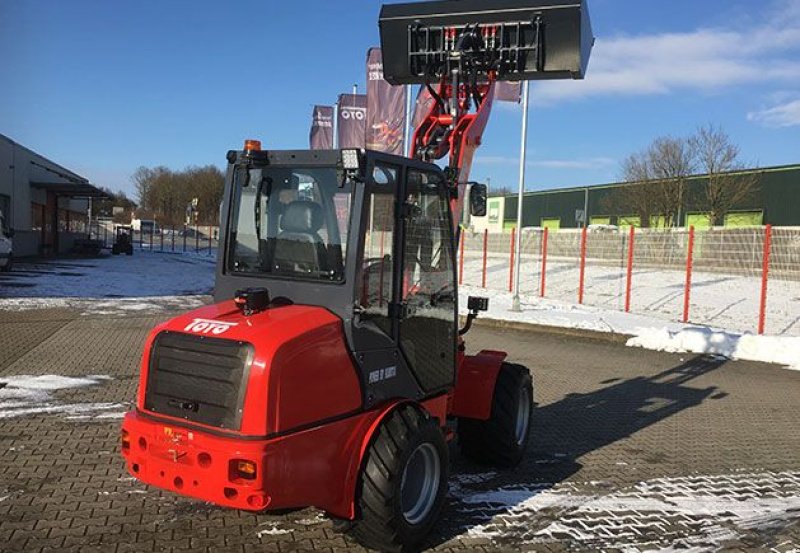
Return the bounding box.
[131,165,225,227]
[604,125,760,228]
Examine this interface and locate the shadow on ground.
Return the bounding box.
[426,354,727,548]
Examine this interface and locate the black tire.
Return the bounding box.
[1,255,10,272]
[458,362,533,468]
[346,404,449,553]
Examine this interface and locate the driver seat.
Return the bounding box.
[272,201,328,275]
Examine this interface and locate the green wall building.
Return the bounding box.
[502,164,800,230]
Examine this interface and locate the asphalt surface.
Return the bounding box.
[0,305,798,552]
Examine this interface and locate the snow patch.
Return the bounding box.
[0,374,122,420]
[460,286,800,371]
[256,523,292,537]
[454,470,800,550]
[627,328,800,370]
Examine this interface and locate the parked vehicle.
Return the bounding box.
[111,225,134,256]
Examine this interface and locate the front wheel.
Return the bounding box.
[458,362,533,468]
[347,404,449,552]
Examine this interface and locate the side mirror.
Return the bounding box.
[469,183,487,217]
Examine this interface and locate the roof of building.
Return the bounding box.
[509,163,800,198]
[1,133,110,199]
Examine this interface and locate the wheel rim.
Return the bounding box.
[400,443,441,525]
[515,386,531,446]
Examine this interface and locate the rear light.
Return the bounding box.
[121,429,131,453]
[230,459,257,481]
[244,139,262,152]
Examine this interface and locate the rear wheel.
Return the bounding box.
[458,363,533,467]
[346,404,449,552]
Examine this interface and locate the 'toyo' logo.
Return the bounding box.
[183,318,238,335]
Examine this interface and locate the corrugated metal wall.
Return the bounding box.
[504,165,800,228]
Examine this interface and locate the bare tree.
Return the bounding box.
[607,136,695,227]
[689,125,760,226]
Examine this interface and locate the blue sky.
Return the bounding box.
[1,0,798,198]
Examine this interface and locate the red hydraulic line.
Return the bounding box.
[758,225,773,335]
[508,228,516,293]
[683,226,695,323]
[540,228,548,297]
[625,226,635,313]
[458,231,465,285]
[578,226,588,304]
[481,229,488,289]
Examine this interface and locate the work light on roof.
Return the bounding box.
[342,149,361,170]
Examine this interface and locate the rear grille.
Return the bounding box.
[144,332,253,430]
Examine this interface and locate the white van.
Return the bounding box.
[0,209,12,272]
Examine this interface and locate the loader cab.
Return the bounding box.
[216,146,463,407]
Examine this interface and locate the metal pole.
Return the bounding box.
[332,104,339,149]
[583,187,589,228]
[404,84,413,157]
[511,81,530,312]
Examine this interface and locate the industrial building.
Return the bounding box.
[0,133,107,256]
[473,164,800,232]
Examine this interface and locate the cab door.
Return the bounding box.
[397,168,457,394]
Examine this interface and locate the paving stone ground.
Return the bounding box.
[0,304,798,552]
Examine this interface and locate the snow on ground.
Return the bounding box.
[0,250,215,313]
[0,374,123,420]
[461,252,800,337]
[460,286,800,371]
[0,250,215,300]
[450,470,800,551]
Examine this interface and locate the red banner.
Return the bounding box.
[366,47,406,155]
[495,81,522,103]
[337,94,367,149]
[309,105,333,150]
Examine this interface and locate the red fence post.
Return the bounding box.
[758,224,772,335]
[508,228,516,293]
[683,226,695,323]
[481,229,488,289]
[578,226,588,304]
[625,226,635,313]
[540,228,548,298]
[458,231,465,285]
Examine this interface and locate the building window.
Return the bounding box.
[649,215,669,229]
[541,218,561,230]
[724,211,763,228]
[618,215,641,229]
[589,216,611,226]
[686,212,713,230]
[31,203,45,232]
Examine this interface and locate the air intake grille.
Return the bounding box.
[144,332,253,430]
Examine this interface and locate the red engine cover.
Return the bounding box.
[136,301,363,436]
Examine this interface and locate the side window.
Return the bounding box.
[357,163,397,337]
[403,170,454,301]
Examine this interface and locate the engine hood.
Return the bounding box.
[137,300,362,437]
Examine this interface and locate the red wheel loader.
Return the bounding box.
[120,1,592,550]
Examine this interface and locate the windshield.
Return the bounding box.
[227,166,352,282]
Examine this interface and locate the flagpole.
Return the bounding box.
[403,85,412,157]
[511,81,530,312]
[332,103,339,149]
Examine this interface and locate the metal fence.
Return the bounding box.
[88,222,219,256]
[459,226,800,337]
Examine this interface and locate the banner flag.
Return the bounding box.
[309,105,334,150]
[336,93,367,149]
[366,47,406,155]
